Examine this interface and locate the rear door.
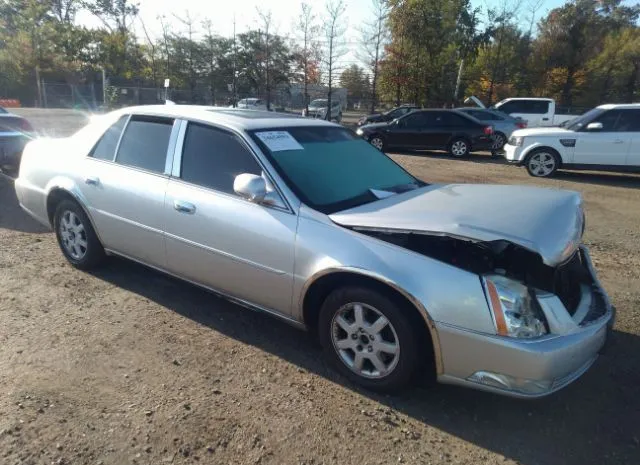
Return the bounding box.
[80,114,178,267]
[573,110,629,166]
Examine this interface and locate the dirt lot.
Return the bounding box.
[1,111,639,465]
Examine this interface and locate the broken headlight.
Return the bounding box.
[482,275,548,338]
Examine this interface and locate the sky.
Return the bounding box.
[75,0,574,74]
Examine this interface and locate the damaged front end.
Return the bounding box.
[351,227,614,397]
[353,228,610,329]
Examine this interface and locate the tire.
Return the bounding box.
[54,199,105,270]
[491,132,507,151]
[448,138,470,158]
[369,135,385,152]
[318,286,421,392]
[525,148,560,178]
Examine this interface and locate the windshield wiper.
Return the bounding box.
[381,180,424,193]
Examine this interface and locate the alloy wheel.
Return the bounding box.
[370,137,384,151]
[451,140,468,157]
[59,210,88,260]
[528,152,556,177]
[331,302,400,379]
[491,134,505,150]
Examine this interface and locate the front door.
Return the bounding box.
[80,114,176,268]
[163,121,297,315]
[573,110,630,166]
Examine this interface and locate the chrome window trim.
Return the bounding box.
[112,114,132,161]
[114,114,175,174]
[170,119,295,215]
[164,119,184,175]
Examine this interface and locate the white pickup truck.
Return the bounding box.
[465,96,582,128]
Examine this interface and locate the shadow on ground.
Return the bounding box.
[92,257,640,465]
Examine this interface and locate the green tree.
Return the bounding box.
[339,64,370,102]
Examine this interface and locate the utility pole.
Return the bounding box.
[232,15,238,107]
[454,59,464,106]
[102,67,107,109]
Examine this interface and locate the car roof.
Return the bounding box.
[597,103,640,110]
[110,105,337,131]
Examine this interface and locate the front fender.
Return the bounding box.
[520,141,571,164]
[293,211,496,335]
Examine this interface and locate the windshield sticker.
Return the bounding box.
[255,131,304,152]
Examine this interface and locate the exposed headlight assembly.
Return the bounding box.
[482,275,548,338]
[509,136,524,147]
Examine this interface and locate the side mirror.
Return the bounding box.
[586,122,603,131]
[234,173,267,203]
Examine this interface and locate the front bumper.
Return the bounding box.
[503,143,526,164]
[436,246,614,398]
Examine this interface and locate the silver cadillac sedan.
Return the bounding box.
[15,106,614,398]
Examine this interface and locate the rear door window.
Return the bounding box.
[115,115,174,173]
[89,115,128,161]
[614,110,640,132]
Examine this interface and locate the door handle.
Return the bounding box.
[85,177,100,186]
[613,140,625,144]
[542,117,550,121]
[174,200,196,214]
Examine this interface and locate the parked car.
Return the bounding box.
[233,98,269,111]
[302,99,342,122]
[504,103,640,177]
[357,105,420,126]
[16,105,614,398]
[356,109,494,157]
[456,107,527,151]
[465,96,582,128]
[0,107,34,175]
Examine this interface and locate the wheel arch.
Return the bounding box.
[45,183,104,246]
[521,144,564,167]
[301,268,443,376]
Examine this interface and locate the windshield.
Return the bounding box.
[309,99,327,107]
[249,126,422,214]
[565,108,602,131]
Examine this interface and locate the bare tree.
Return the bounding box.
[158,15,172,81]
[257,8,273,110]
[173,11,199,102]
[484,0,523,104]
[139,16,159,86]
[51,0,79,23]
[322,0,347,120]
[525,0,545,38]
[359,0,389,113]
[296,2,321,114]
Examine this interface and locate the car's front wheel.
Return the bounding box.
[369,135,385,151]
[54,199,105,270]
[525,149,560,177]
[318,286,420,392]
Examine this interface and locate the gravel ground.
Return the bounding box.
[0,110,639,465]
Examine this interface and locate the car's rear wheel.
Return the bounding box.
[491,132,507,151]
[318,286,420,392]
[369,135,385,151]
[525,149,560,177]
[54,199,105,270]
[449,138,470,158]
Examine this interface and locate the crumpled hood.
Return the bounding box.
[330,184,584,267]
[512,127,574,137]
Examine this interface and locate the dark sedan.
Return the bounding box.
[356,105,420,126]
[356,109,494,157]
[0,107,34,175]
